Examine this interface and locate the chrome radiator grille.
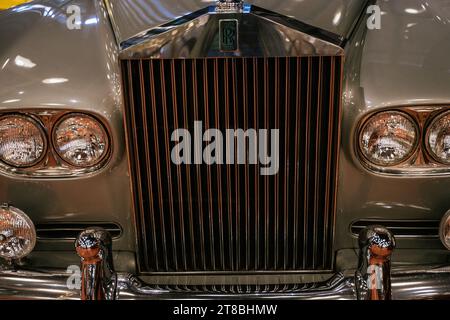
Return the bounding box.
[121,56,343,273]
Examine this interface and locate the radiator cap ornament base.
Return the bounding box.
[216,0,244,13]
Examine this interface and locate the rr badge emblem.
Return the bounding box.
[219,19,239,52]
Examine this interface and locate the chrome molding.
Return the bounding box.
[118,4,344,59]
[350,219,440,239]
[118,272,355,299]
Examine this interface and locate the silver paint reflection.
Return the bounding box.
[105,0,367,43]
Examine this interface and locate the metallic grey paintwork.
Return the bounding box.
[105,0,366,44]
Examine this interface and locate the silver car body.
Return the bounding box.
[0,0,449,298]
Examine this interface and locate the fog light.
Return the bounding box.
[0,204,36,260]
[440,210,450,250]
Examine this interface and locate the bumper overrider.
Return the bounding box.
[0,226,449,300]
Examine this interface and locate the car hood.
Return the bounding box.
[105,0,368,45]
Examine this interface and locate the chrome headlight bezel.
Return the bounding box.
[51,112,110,168]
[358,110,420,167]
[0,113,48,168]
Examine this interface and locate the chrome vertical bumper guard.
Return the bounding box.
[75,227,118,300]
[355,225,396,300]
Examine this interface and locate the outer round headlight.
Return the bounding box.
[0,115,46,167]
[359,111,418,166]
[426,111,450,164]
[0,205,36,260]
[440,210,450,250]
[53,113,109,167]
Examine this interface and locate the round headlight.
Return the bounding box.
[440,210,450,250]
[426,111,450,164]
[359,111,418,166]
[0,205,36,260]
[53,113,109,167]
[0,115,46,167]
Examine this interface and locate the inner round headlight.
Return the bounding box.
[426,111,450,164]
[0,205,36,260]
[0,115,46,167]
[359,111,418,166]
[53,113,109,167]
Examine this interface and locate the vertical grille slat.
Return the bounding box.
[312,57,323,268]
[181,60,197,270]
[242,58,250,271]
[323,57,335,266]
[170,60,188,271]
[293,57,301,269]
[159,60,178,271]
[126,61,150,271]
[224,58,234,271]
[122,56,343,273]
[191,59,207,270]
[149,60,169,271]
[282,58,290,270]
[213,59,225,271]
[303,57,312,269]
[138,60,159,271]
[252,58,260,271]
[274,58,280,270]
[263,58,269,271]
[203,60,216,271]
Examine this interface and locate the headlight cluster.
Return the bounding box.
[0,112,109,170]
[359,109,450,168]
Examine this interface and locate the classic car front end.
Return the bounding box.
[0,0,449,300]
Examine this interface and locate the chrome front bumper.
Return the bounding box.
[0,266,449,300]
[1,225,448,300]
